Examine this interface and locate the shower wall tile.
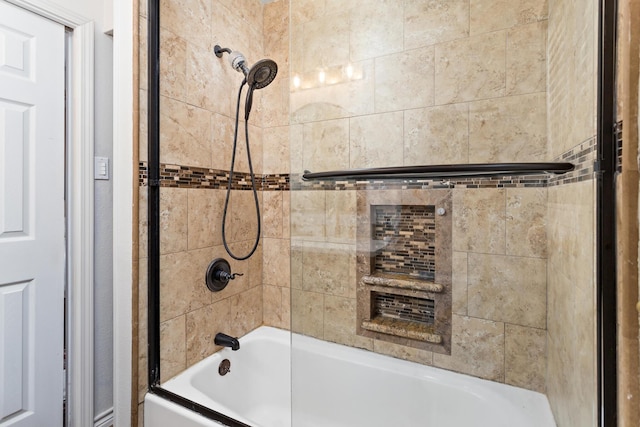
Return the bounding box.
[160,187,188,254]
[435,31,506,105]
[211,113,234,170]
[325,190,357,243]
[263,125,290,175]
[302,119,349,173]
[452,251,468,315]
[137,257,148,404]
[291,289,324,339]
[185,43,221,114]
[302,12,349,73]
[138,188,148,259]
[160,315,187,382]
[215,0,263,37]
[139,18,148,92]
[404,0,470,49]
[160,250,212,322]
[505,324,546,393]
[223,190,261,243]
[159,29,187,102]
[452,188,506,254]
[290,190,326,240]
[263,285,288,329]
[467,253,546,329]
[139,90,148,163]
[349,112,404,169]
[290,0,324,27]
[290,243,303,290]
[229,285,263,338]
[211,2,263,69]
[403,104,469,166]
[185,300,230,366]
[373,339,433,365]
[468,93,547,163]
[302,243,357,299]
[264,0,289,73]
[259,76,290,128]
[506,21,547,96]
[282,191,291,239]
[290,60,376,124]
[374,46,435,112]
[161,0,212,49]
[470,0,548,35]
[349,0,403,62]
[160,96,213,168]
[187,188,224,250]
[263,191,284,238]
[324,295,373,350]
[263,237,290,288]
[506,188,547,258]
[432,315,505,381]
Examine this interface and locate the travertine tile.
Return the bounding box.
[159,188,188,254]
[229,286,263,338]
[468,253,546,328]
[291,289,324,339]
[433,315,504,381]
[160,0,212,49]
[211,3,262,68]
[435,31,506,104]
[290,190,325,240]
[139,89,148,163]
[185,300,230,366]
[350,112,403,168]
[302,243,356,298]
[453,188,506,254]
[216,0,263,39]
[160,96,212,168]
[505,324,546,392]
[452,251,468,315]
[139,18,148,92]
[302,12,349,72]
[159,29,187,101]
[263,238,290,287]
[506,188,547,258]
[290,0,324,26]
[264,0,289,73]
[139,188,148,259]
[223,190,260,243]
[281,287,291,330]
[262,191,283,238]
[160,249,212,322]
[506,21,547,95]
[468,93,546,162]
[185,43,219,114]
[373,340,433,365]
[404,104,469,166]
[263,125,290,175]
[404,0,470,49]
[375,46,435,112]
[290,60,375,123]
[211,113,234,171]
[302,119,349,172]
[470,0,548,35]
[137,258,148,403]
[160,315,186,382]
[282,191,291,239]
[324,295,373,350]
[187,189,224,250]
[259,75,290,128]
[326,190,357,243]
[263,285,287,329]
[290,243,303,290]
[350,0,403,62]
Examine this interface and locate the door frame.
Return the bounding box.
[2,1,96,425]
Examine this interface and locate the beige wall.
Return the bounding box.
[286,0,550,394]
[546,0,598,425]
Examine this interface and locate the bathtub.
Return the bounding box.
[145,326,556,427]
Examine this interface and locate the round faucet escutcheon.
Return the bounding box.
[205,258,243,292]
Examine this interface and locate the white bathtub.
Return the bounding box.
[145,326,556,427]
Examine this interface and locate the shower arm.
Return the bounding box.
[214,45,232,57]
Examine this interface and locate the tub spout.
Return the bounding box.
[215,333,240,351]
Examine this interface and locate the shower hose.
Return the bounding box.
[221,80,261,261]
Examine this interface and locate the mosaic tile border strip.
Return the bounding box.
[139,136,603,191]
[139,163,290,191]
[616,121,623,173]
[547,136,597,186]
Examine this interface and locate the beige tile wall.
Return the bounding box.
[546,0,598,424]
[284,0,550,394]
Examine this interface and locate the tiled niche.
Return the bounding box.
[356,190,452,354]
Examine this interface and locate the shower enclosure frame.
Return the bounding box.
[144,0,619,425]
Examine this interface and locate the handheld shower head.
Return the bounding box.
[214,45,278,90]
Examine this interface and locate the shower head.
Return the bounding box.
[214,45,278,89]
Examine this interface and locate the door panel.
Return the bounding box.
[0,2,65,426]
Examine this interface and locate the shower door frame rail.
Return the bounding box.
[145,0,620,426]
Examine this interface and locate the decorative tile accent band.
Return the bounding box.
[373,205,436,280]
[139,163,290,191]
[139,135,604,191]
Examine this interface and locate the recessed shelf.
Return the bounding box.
[362,318,442,344]
[361,274,444,293]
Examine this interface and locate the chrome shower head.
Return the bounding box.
[214,45,278,89]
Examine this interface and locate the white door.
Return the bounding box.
[0,2,65,426]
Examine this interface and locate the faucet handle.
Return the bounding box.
[206,258,242,292]
[228,272,244,280]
